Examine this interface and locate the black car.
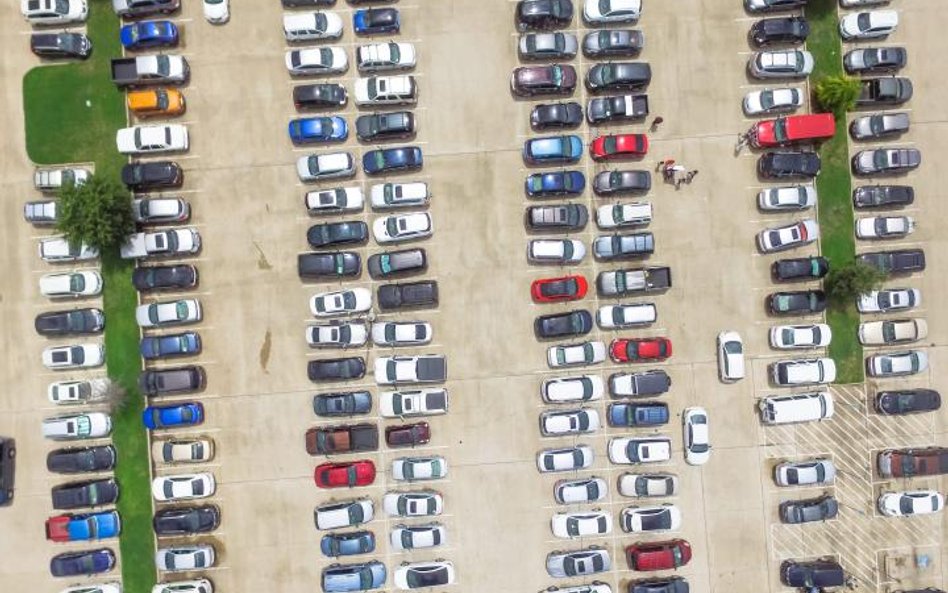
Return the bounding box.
[779,494,838,524]
[535,310,593,339]
[313,391,373,416]
[749,17,809,46]
[298,252,361,279]
[876,389,941,415]
[0,437,14,506]
[780,559,845,588]
[629,577,689,593]
[593,170,651,195]
[772,256,829,281]
[356,8,399,34]
[115,0,180,17]
[526,204,589,230]
[122,161,183,190]
[377,281,439,310]
[853,185,914,209]
[31,32,92,59]
[844,47,907,75]
[367,249,427,279]
[34,308,105,336]
[307,221,369,248]
[294,83,348,109]
[153,505,220,536]
[47,445,116,475]
[858,249,925,275]
[767,290,827,315]
[516,0,573,31]
[283,0,336,6]
[51,478,119,510]
[139,366,206,396]
[355,112,414,142]
[50,549,115,577]
[308,357,366,382]
[132,264,198,291]
[531,102,583,129]
[586,94,649,123]
[583,29,644,58]
[758,151,821,179]
[745,0,807,12]
[586,62,651,91]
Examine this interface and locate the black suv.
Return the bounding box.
[122,161,183,190]
[294,83,348,109]
[758,151,821,179]
[51,478,119,510]
[31,33,92,59]
[132,264,198,291]
[298,252,361,279]
[586,62,652,92]
[858,249,925,275]
[34,308,105,336]
[749,16,809,46]
[154,505,220,536]
[876,389,941,415]
[139,366,206,396]
[377,281,439,310]
[0,437,14,506]
[852,185,914,209]
[767,290,827,315]
[772,256,829,282]
[535,310,593,339]
[47,445,116,475]
[355,112,415,142]
[516,0,573,31]
[307,221,369,248]
[367,249,427,279]
[308,358,367,382]
[780,559,845,588]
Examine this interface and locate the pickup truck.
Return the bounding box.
[856,77,912,107]
[857,249,925,276]
[34,167,89,191]
[110,55,189,88]
[597,266,671,296]
[120,228,201,259]
[609,370,672,398]
[374,355,447,385]
[587,93,649,124]
[45,511,121,542]
[878,447,948,478]
[380,388,449,417]
[306,423,379,455]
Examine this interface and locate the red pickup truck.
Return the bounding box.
[305,424,379,456]
[750,113,835,148]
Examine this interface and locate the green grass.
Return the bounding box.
[807,0,864,383]
[23,2,156,590]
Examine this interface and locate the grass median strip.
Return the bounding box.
[23,1,156,590]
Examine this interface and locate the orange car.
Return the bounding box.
[126,88,185,117]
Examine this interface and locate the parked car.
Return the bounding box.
[586,62,651,91]
[370,182,429,209]
[717,331,745,382]
[859,317,926,346]
[608,437,671,464]
[373,213,432,243]
[758,151,821,178]
[45,511,119,542]
[112,0,180,18]
[151,473,215,501]
[583,29,644,57]
[554,477,608,504]
[142,402,203,430]
[297,153,356,181]
[314,498,373,531]
[858,249,925,275]
[31,32,92,58]
[383,490,443,517]
[355,75,417,106]
[353,7,399,34]
[43,344,105,369]
[310,288,372,317]
[878,448,948,479]
[385,422,430,447]
[771,358,836,386]
[357,41,415,72]
[22,0,88,24]
[314,460,376,488]
[39,237,99,263]
[757,219,819,253]
[48,378,108,405]
[298,252,360,280]
[850,112,909,140]
[750,16,809,45]
[683,407,710,465]
[626,539,692,572]
[529,239,586,264]
[519,32,578,60]
[780,495,839,524]
[853,185,913,209]
[39,271,102,298]
[866,350,928,377]
[527,204,588,230]
[608,403,668,427]
[609,337,671,363]
[856,77,913,107]
[306,322,369,349]
[355,112,414,142]
[377,281,438,310]
[743,87,803,115]
[767,290,827,315]
[621,504,681,533]
[781,559,845,588]
[140,332,201,360]
[526,171,586,197]
[590,134,648,160]
[844,47,906,74]
[770,324,832,349]
[390,523,446,551]
[285,46,348,76]
[523,135,583,164]
[546,548,611,577]
[597,303,656,328]
[307,221,368,249]
[774,458,836,486]
[322,560,386,593]
[878,490,943,517]
[47,445,116,474]
[547,341,606,368]
[551,510,612,538]
[374,355,447,385]
[153,505,219,536]
[542,375,604,403]
[43,413,111,441]
[363,146,423,175]
[116,124,188,155]
[516,0,574,31]
[51,478,119,510]
[852,148,920,175]
[537,445,594,472]
[294,83,348,109]
[122,161,183,190]
[120,20,178,50]
[540,408,601,435]
[283,11,343,41]
[593,232,654,259]
[772,256,829,282]
[536,310,594,339]
[136,299,201,329]
[619,473,678,498]
[609,370,671,398]
[155,544,216,572]
[587,93,649,123]
[367,249,426,279]
[392,456,447,481]
[321,531,375,557]
[308,357,366,382]
[393,561,455,589]
[288,116,348,144]
[744,0,807,11]
[839,10,898,40]
[152,438,214,463]
[379,388,447,417]
[35,167,89,191]
[50,549,115,577]
[856,215,915,241]
[531,102,583,129]
[593,170,650,195]
[313,392,372,417]
[857,288,920,313]
[35,309,104,337]
[875,389,941,415]
[533,276,589,302]
[758,185,816,211]
[748,50,813,78]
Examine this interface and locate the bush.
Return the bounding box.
[825,261,886,305]
[56,174,135,252]
[814,75,862,116]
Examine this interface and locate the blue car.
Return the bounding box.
[322,560,387,593]
[362,146,423,175]
[140,332,201,360]
[119,20,179,50]
[608,402,670,427]
[50,548,115,577]
[525,170,586,197]
[142,402,204,430]
[353,8,400,35]
[320,531,376,558]
[523,135,583,165]
[289,116,348,144]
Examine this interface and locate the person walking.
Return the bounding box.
[650,116,664,132]
[686,170,699,183]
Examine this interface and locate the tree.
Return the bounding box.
[97,380,129,415]
[814,75,862,116]
[56,175,135,252]
[825,261,886,305]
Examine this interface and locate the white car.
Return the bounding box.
[39,237,99,262]
[583,0,641,23]
[116,125,189,155]
[357,42,416,72]
[373,213,432,243]
[380,389,448,418]
[156,544,216,572]
[617,473,679,498]
[120,229,201,259]
[283,11,342,41]
[297,152,355,181]
[554,477,607,504]
[306,321,369,348]
[371,321,432,346]
[757,185,817,211]
[595,202,652,229]
[547,341,606,368]
[136,299,202,328]
[151,473,216,502]
[855,216,915,240]
[393,561,455,590]
[620,504,682,533]
[203,0,229,23]
[285,47,348,76]
[355,75,417,106]
[152,580,213,593]
[748,50,814,79]
[314,498,373,530]
[34,167,89,191]
[769,324,832,349]
[774,458,837,486]
[132,198,190,224]
[683,407,710,465]
[717,331,745,382]
[840,10,898,40]
[374,355,446,385]
[22,0,87,24]
[383,490,443,517]
[370,182,430,209]
[597,303,656,329]
[152,438,215,464]
[48,378,109,405]
[757,219,819,252]
[528,239,586,264]
[840,0,890,6]
[42,412,111,440]
[859,318,927,346]
[537,445,594,473]
[866,350,928,377]
[743,88,803,115]
[551,510,613,538]
[770,358,837,386]
[305,187,364,214]
[608,437,671,465]
[40,271,103,297]
[392,456,447,481]
[390,523,445,551]
[878,490,944,517]
[857,288,920,314]
[310,288,372,317]
[43,344,105,370]
[541,375,604,403]
[540,409,601,436]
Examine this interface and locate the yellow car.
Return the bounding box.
[127,88,185,117]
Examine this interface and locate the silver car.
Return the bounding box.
[774,458,836,486]
[519,32,578,60]
[849,113,909,141]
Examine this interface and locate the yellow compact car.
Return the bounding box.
[127,88,185,117]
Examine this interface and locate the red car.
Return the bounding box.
[590,134,648,161]
[314,460,376,489]
[610,337,672,363]
[626,539,692,571]
[531,275,589,302]
[385,422,430,448]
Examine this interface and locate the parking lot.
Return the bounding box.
[1,0,948,592]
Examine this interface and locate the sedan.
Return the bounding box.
[849,113,910,141]
[551,511,612,538]
[322,561,387,593]
[393,561,455,590]
[878,490,943,517]
[717,331,745,382]
[151,473,215,502]
[373,213,432,243]
[383,490,443,517]
[618,473,679,498]
[370,321,432,347]
[609,337,672,363]
[142,403,203,430]
[34,309,104,336]
[531,102,583,129]
[42,344,105,370]
[757,220,818,252]
[743,88,803,115]
[554,477,608,504]
[852,148,921,175]
[593,169,651,195]
[748,50,814,78]
[119,20,179,50]
[621,504,682,532]
[50,549,115,577]
[770,324,832,349]
[855,215,915,240]
[152,438,214,464]
[875,389,941,415]
[285,47,348,76]
[132,265,198,292]
[597,303,657,329]
[546,548,611,577]
[363,146,423,174]
[140,332,201,360]
[844,47,907,74]
[582,29,644,58]
[288,116,348,144]
[389,523,446,551]
[683,407,710,465]
[583,0,641,24]
[866,350,928,377]
[853,184,914,209]
[385,422,430,447]
[136,299,201,328]
[857,288,920,313]
[307,221,368,249]
[153,505,220,536]
[39,270,102,298]
[767,290,827,315]
[757,185,816,211]
[321,531,376,557]
[526,170,586,197]
[541,375,604,403]
[780,495,839,524]
[310,288,372,317]
[547,341,606,368]
[308,358,366,382]
[537,445,594,472]
[115,125,188,155]
[750,16,809,46]
[156,544,216,572]
[519,32,578,60]
[528,239,586,264]
[540,409,601,436]
[744,0,807,11]
[758,151,821,178]
[315,460,376,488]
[590,134,648,160]
[313,391,372,417]
[772,256,829,282]
[532,275,588,302]
[392,456,447,481]
[774,458,836,486]
[353,7,399,34]
[516,0,573,31]
[306,322,369,348]
[839,10,898,40]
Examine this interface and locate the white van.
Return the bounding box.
[596,303,656,329]
[283,11,343,42]
[355,75,417,106]
[758,391,834,425]
[42,412,112,440]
